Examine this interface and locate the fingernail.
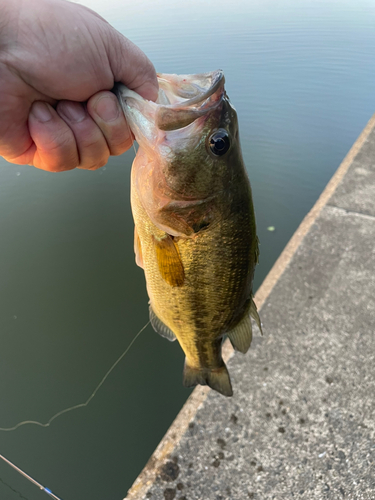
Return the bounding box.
[31,102,52,122]
[95,95,120,122]
[59,102,86,123]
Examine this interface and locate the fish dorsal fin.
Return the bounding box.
[227,312,253,354]
[134,226,144,269]
[250,298,263,335]
[152,234,185,287]
[149,305,176,342]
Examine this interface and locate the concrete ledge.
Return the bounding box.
[125,113,375,500]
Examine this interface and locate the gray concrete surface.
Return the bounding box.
[126,118,375,500]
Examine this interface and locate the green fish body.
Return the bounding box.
[116,71,261,396]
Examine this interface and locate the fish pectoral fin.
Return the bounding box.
[227,313,253,354]
[250,298,263,335]
[149,305,176,342]
[134,226,144,269]
[152,234,185,287]
[182,360,233,397]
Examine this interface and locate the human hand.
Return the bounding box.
[0,0,158,172]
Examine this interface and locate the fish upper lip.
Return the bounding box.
[157,70,225,109]
[113,70,225,111]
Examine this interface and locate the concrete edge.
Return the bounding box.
[255,112,375,309]
[125,112,375,500]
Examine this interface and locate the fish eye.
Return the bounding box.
[208,129,230,156]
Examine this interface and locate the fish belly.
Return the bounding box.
[131,168,256,376]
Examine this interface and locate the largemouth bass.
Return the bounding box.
[115,71,261,397]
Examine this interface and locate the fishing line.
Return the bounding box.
[131,135,138,156]
[0,453,62,500]
[0,116,140,432]
[0,475,30,500]
[0,112,142,500]
[0,321,149,432]
[126,115,138,157]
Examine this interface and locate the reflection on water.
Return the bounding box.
[0,0,375,498]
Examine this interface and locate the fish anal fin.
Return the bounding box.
[183,361,233,397]
[134,226,144,269]
[227,313,253,354]
[152,234,185,287]
[250,298,263,335]
[149,305,176,342]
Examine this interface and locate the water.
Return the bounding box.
[0,0,374,498]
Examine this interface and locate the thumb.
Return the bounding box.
[105,28,159,102]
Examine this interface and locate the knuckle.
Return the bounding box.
[42,127,74,154]
[106,127,132,154]
[98,157,108,168]
[91,157,108,170]
[34,157,77,172]
[46,153,78,171]
[79,137,100,150]
[110,138,132,156]
[29,109,79,170]
[79,152,109,170]
[49,164,76,173]
[51,152,79,171]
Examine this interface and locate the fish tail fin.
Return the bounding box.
[183,361,233,397]
[206,365,233,397]
[182,362,206,388]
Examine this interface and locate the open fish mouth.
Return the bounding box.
[155,70,224,131]
[114,70,225,142]
[156,70,224,107]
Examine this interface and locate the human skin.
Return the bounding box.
[0,0,158,172]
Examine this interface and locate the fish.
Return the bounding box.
[115,71,261,397]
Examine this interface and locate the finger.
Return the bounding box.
[29,102,79,172]
[105,31,159,102]
[87,91,133,156]
[57,100,110,170]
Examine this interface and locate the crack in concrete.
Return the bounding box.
[326,204,375,221]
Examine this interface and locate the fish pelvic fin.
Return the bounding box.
[183,360,233,397]
[134,226,144,269]
[149,305,176,342]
